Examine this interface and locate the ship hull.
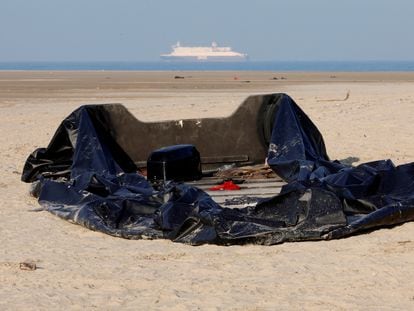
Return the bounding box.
[160,55,248,62]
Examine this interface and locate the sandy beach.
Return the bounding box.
[1,71,413,310]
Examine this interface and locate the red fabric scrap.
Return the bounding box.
[208,180,241,191]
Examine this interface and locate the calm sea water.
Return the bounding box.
[1,61,414,71]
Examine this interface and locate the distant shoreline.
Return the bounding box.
[1,61,414,72]
[2,71,414,93]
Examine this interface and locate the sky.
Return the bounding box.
[1,0,413,62]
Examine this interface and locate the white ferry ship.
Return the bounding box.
[160,42,248,61]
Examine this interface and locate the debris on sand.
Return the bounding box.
[19,261,37,271]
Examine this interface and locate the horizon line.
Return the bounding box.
[1,59,414,63]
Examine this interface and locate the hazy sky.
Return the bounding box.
[1,0,413,61]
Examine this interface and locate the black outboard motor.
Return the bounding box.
[147,144,202,182]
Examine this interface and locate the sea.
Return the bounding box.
[1,61,414,71]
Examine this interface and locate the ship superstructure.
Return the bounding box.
[160,42,248,61]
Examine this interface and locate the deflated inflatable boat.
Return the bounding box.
[21,94,414,245]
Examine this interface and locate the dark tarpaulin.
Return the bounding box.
[21,94,414,245]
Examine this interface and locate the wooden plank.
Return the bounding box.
[189,176,284,208]
[212,193,278,202]
[188,177,284,186]
[201,155,249,163]
[195,178,283,185]
[215,204,256,209]
[205,188,280,197]
[212,191,282,209]
[164,175,285,208]
[186,179,225,186]
[196,182,285,191]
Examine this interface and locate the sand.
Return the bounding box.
[0,71,413,310]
